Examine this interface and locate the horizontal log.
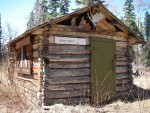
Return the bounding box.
[116,66,128,73]
[33,43,40,50]
[49,26,127,41]
[45,68,90,77]
[33,68,39,74]
[116,79,132,85]
[44,97,90,105]
[33,51,39,58]
[116,57,128,61]
[47,54,90,62]
[116,73,130,79]
[16,36,31,49]
[116,84,130,91]
[116,42,127,48]
[116,61,128,66]
[49,62,90,69]
[33,74,39,79]
[47,76,90,84]
[33,65,40,70]
[116,48,127,56]
[116,92,129,97]
[48,45,90,54]
[45,90,89,98]
[33,35,41,43]
[45,83,90,91]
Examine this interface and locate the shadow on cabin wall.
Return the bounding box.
[131,84,150,101]
[117,84,150,102]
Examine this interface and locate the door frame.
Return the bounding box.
[91,37,116,103]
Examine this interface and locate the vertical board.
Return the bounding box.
[91,38,116,103]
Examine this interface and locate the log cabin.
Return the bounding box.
[7,3,144,106]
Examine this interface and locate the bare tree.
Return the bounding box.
[135,0,150,30]
[1,23,18,63]
[2,23,18,43]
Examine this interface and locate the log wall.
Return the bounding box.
[39,35,91,105]
[37,25,133,105]
[9,35,41,106]
[9,25,134,106]
[116,41,133,98]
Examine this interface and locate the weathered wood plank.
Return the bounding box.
[97,18,116,31]
[116,79,132,85]
[49,62,90,68]
[33,58,39,62]
[48,45,90,54]
[116,32,128,37]
[116,66,128,73]
[32,28,44,35]
[44,97,90,105]
[47,76,90,84]
[49,26,127,41]
[45,83,90,91]
[116,92,129,97]
[116,57,128,61]
[116,42,127,48]
[116,73,130,79]
[33,43,40,50]
[33,73,39,79]
[17,67,31,75]
[46,68,90,77]
[33,68,39,74]
[116,61,128,66]
[16,36,30,49]
[47,54,90,62]
[33,51,39,58]
[116,48,127,55]
[45,90,89,98]
[116,84,130,91]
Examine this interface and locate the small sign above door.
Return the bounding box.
[55,36,87,45]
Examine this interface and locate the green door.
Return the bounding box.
[91,38,116,103]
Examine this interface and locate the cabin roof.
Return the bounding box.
[7,3,144,45]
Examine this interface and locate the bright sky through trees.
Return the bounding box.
[0,0,149,35]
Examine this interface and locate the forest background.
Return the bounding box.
[0,0,150,68]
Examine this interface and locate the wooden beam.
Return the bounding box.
[45,90,89,98]
[45,83,90,91]
[46,76,90,84]
[45,68,90,77]
[16,36,30,49]
[32,28,44,35]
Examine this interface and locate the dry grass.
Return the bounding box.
[0,83,28,113]
[0,63,150,113]
[0,64,28,113]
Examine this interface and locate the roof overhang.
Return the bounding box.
[7,3,145,46]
